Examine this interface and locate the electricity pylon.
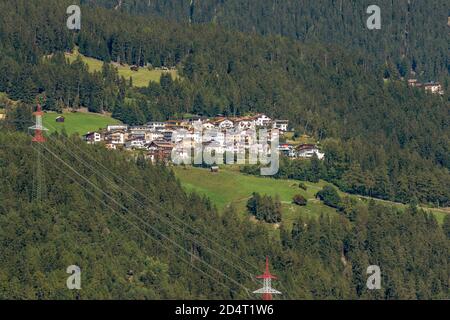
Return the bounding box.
[253,256,282,300]
[29,99,48,203]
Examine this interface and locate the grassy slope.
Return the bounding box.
[43,112,121,135]
[173,166,338,227]
[173,166,447,225]
[65,52,178,87]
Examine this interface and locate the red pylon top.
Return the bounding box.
[253,256,281,300]
[30,101,47,143]
[256,256,277,280]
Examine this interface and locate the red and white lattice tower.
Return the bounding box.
[253,257,281,300]
[29,100,48,202]
[30,102,47,143]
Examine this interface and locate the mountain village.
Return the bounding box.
[77,114,325,163]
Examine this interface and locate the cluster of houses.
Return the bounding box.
[82,114,324,162]
[407,79,444,95]
[278,143,324,160]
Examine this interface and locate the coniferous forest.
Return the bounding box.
[84,0,450,80]
[0,0,449,300]
[1,133,448,299]
[2,0,448,206]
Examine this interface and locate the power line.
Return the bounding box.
[38,143,253,298]
[43,127,291,299]
[47,134,259,283]
[43,128,262,280]
[36,146,245,298]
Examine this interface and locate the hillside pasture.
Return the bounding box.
[173,166,338,227]
[173,166,447,226]
[43,112,121,136]
[65,51,179,87]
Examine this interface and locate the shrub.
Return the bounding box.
[316,185,341,209]
[293,194,307,206]
[247,192,282,223]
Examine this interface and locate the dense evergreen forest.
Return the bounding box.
[0,132,448,299]
[0,0,449,299]
[1,0,448,206]
[83,0,450,80]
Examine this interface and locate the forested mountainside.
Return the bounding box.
[83,0,450,80]
[0,132,449,299]
[1,0,449,206]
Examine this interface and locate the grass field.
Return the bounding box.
[65,51,179,88]
[173,166,338,227]
[173,166,447,226]
[43,112,121,135]
[283,132,316,145]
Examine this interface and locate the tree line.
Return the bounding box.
[0,0,449,205]
[0,131,448,299]
[85,0,450,80]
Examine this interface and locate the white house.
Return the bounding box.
[215,119,235,130]
[202,122,216,130]
[105,131,126,145]
[255,114,272,127]
[408,80,444,95]
[145,131,164,143]
[107,124,128,132]
[171,129,193,143]
[236,118,256,130]
[423,82,444,95]
[273,120,289,132]
[83,132,103,144]
[130,125,152,132]
[129,127,149,140]
[296,144,325,160]
[278,144,295,157]
[125,139,146,149]
[146,122,166,131]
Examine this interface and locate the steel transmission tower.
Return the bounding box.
[29,100,48,203]
[253,256,282,300]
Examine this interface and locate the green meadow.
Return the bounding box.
[173,166,338,227]
[43,112,121,136]
[65,51,179,88]
[173,166,447,225]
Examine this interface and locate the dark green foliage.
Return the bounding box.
[247,193,282,224]
[0,132,254,299]
[292,194,307,206]
[86,0,450,80]
[0,0,448,207]
[316,186,342,209]
[299,183,307,191]
[0,0,449,299]
[3,102,34,132]
[443,215,450,240]
[0,132,448,299]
